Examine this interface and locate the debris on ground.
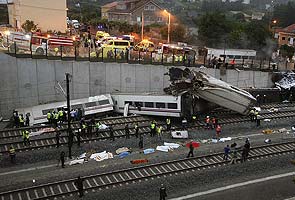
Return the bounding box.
[29,127,56,137]
[143,148,155,154]
[69,151,113,165]
[171,130,188,139]
[264,139,271,143]
[116,147,131,154]
[118,151,130,158]
[278,128,288,133]
[267,108,279,113]
[262,129,274,134]
[130,159,148,164]
[263,119,271,122]
[219,137,232,142]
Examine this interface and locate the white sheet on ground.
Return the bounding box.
[90,151,113,162]
[99,124,109,130]
[116,147,131,154]
[143,148,155,154]
[164,142,180,149]
[219,137,232,142]
[69,159,85,165]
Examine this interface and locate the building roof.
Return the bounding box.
[105,0,162,14]
[101,1,119,8]
[281,24,295,34]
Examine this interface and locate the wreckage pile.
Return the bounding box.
[164,68,256,115]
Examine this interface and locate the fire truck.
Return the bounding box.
[0,30,78,55]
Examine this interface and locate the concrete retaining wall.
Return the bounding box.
[0,53,274,117]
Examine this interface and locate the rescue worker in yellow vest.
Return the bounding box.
[52,111,58,127]
[179,54,183,64]
[192,115,197,124]
[22,130,30,146]
[9,146,16,163]
[58,109,64,123]
[150,122,156,137]
[19,114,25,127]
[47,111,52,124]
[157,126,163,141]
[81,123,87,135]
[174,55,179,63]
[254,110,259,121]
[166,118,171,131]
[249,108,255,122]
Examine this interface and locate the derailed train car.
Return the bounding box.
[164,68,256,115]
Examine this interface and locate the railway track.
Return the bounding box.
[1,109,295,154]
[0,141,294,200]
[0,115,151,140]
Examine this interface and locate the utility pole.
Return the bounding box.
[66,73,73,159]
[141,12,144,41]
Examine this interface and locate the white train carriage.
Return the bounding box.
[16,94,113,125]
[111,93,192,118]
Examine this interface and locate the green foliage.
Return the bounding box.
[21,20,37,33]
[160,24,187,42]
[196,11,271,49]
[280,44,295,60]
[273,2,295,27]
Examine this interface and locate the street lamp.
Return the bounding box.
[164,10,171,44]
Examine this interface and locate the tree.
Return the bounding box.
[244,20,270,49]
[21,20,37,33]
[196,12,231,47]
[272,2,295,27]
[160,24,187,42]
[280,45,295,60]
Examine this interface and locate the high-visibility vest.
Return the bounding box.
[19,116,24,123]
[135,124,138,129]
[9,148,15,155]
[58,110,63,117]
[82,124,87,129]
[174,56,179,62]
[250,110,254,115]
[22,130,29,138]
[157,126,162,134]
[166,118,170,125]
[179,55,183,62]
[47,112,51,119]
[151,123,155,129]
[95,122,100,129]
[55,113,59,119]
[192,116,197,120]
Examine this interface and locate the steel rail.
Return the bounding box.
[0,141,294,200]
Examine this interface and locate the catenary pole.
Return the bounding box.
[66,73,72,159]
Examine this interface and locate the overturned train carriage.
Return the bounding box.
[165,68,256,115]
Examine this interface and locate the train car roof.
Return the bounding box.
[111,92,182,97]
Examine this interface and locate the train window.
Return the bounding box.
[85,102,97,108]
[167,103,177,109]
[156,102,165,108]
[144,102,154,108]
[228,55,234,59]
[99,99,110,105]
[42,109,53,115]
[124,101,133,105]
[235,55,241,59]
[134,102,143,107]
[242,56,248,59]
[72,104,83,110]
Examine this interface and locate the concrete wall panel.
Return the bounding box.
[72,61,90,99]
[54,60,73,102]
[36,59,56,104]
[89,62,106,95]
[149,65,165,92]
[105,63,121,93]
[120,63,136,92]
[135,65,151,92]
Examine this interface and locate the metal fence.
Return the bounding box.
[1,43,292,72]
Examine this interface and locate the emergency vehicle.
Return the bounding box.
[0,30,78,55]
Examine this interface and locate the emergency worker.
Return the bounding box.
[19,114,25,127]
[9,146,16,163]
[166,118,171,131]
[205,116,210,129]
[25,113,30,127]
[22,130,30,146]
[157,125,163,141]
[150,121,156,137]
[74,176,84,198]
[159,184,167,200]
[134,123,139,138]
[47,111,52,124]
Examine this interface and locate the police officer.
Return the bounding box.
[74,176,84,198]
[150,121,156,137]
[60,151,65,168]
[166,118,171,131]
[159,184,167,200]
[125,124,130,139]
[47,111,52,124]
[9,146,16,164]
[134,123,139,138]
[19,114,25,127]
